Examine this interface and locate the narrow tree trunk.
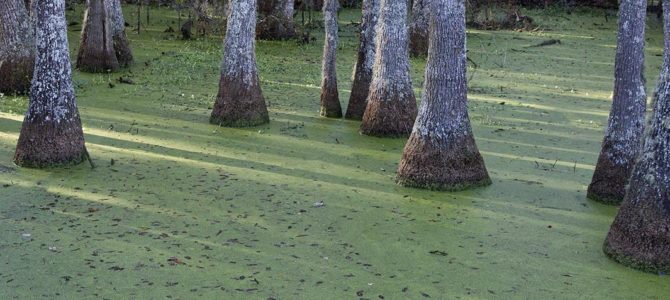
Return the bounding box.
[396,0,490,190]
[257,0,296,40]
[409,0,429,57]
[77,0,120,73]
[0,0,35,95]
[106,0,134,67]
[603,0,670,274]
[210,0,269,127]
[588,0,647,204]
[360,0,417,137]
[345,0,380,120]
[320,0,342,118]
[15,0,88,168]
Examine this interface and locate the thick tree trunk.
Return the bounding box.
[0,0,35,95]
[396,0,490,191]
[77,0,120,73]
[409,0,429,57]
[211,0,269,127]
[320,0,342,118]
[603,0,670,274]
[345,0,379,120]
[257,0,295,40]
[360,0,417,137]
[15,0,88,168]
[106,0,133,67]
[588,0,647,204]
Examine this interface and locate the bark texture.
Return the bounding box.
[105,0,133,67]
[77,0,120,73]
[319,0,342,118]
[360,0,417,137]
[409,0,429,57]
[257,0,295,40]
[0,0,35,95]
[588,0,647,204]
[345,0,380,120]
[211,0,269,127]
[603,0,670,274]
[397,0,490,191]
[15,0,87,168]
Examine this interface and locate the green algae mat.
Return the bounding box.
[1,7,669,299]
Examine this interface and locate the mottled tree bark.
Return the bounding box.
[360,0,417,137]
[15,0,88,168]
[409,0,429,57]
[105,0,133,67]
[77,0,120,73]
[257,0,295,40]
[0,0,35,95]
[603,0,670,274]
[345,0,379,120]
[397,0,490,191]
[211,0,269,127]
[319,0,342,118]
[588,0,647,204]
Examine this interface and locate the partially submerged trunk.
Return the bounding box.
[257,0,296,40]
[105,0,133,67]
[345,0,380,120]
[211,0,269,127]
[588,0,647,204]
[360,0,417,137]
[15,0,88,168]
[409,0,429,57]
[397,0,490,191]
[0,0,35,95]
[319,0,342,118]
[603,0,670,274]
[77,0,120,73]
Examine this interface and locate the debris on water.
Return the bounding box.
[168,257,185,265]
[48,246,58,252]
[21,233,31,240]
[313,201,325,208]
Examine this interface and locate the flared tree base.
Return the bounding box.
[257,15,295,40]
[77,51,120,73]
[210,75,269,127]
[345,77,370,120]
[320,85,342,118]
[360,87,417,138]
[113,33,134,68]
[0,56,34,95]
[396,134,491,191]
[587,141,635,205]
[14,119,87,168]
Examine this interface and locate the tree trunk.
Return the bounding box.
[257,0,296,40]
[211,0,269,127]
[105,0,133,67]
[396,0,490,190]
[345,0,380,120]
[0,0,35,95]
[319,0,342,118]
[77,0,120,73]
[15,0,88,168]
[360,0,417,137]
[409,0,429,57]
[603,0,670,274]
[588,0,647,204]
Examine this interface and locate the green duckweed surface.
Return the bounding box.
[1,6,669,299]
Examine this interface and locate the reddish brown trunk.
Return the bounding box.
[257,0,295,40]
[211,75,269,127]
[360,89,417,137]
[77,0,120,73]
[345,0,379,120]
[0,0,35,95]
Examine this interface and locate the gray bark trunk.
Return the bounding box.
[77,0,120,73]
[105,0,133,67]
[360,0,417,137]
[319,0,342,118]
[409,0,429,57]
[603,0,670,274]
[14,0,88,168]
[588,0,647,204]
[211,0,269,127]
[345,0,380,120]
[257,0,295,40]
[0,0,35,94]
[396,0,490,190]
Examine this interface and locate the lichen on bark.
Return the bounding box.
[409,0,429,57]
[0,0,35,95]
[319,0,342,118]
[105,0,133,67]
